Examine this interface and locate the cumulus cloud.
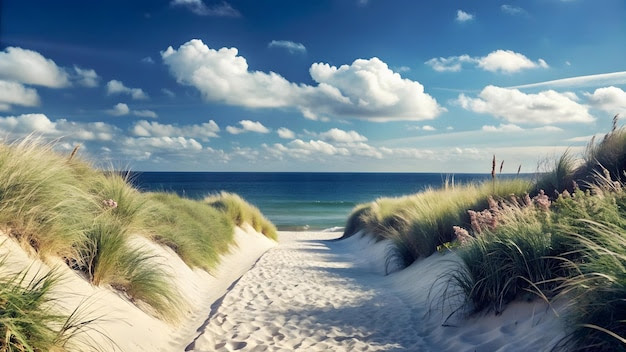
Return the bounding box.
[456,10,474,22]
[277,127,295,139]
[286,139,348,156]
[106,80,148,100]
[0,113,118,141]
[426,50,548,73]
[422,125,436,131]
[170,0,240,17]
[584,86,626,113]
[318,128,367,143]
[268,40,306,54]
[131,119,219,141]
[457,85,594,124]
[0,80,40,110]
[72,66,100,87]
[478,50,548,73]
[425,55,474,72]
[226,120,270,135]
[0,47,70,88]
[122,136,203,154]
[107,103,130,116]
[161,39,443,121]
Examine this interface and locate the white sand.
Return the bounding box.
[0,225,275,352]
[187,231,566,352]
[1,228,566,351]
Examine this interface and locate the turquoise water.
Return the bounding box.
[129,172,523,231]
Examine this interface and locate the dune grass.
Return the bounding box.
[141,192,235,272]
[0,257,86,352]
[556,219,626,352]
[342,179,532,269]
[0,140,96,260]
[205,191,278,240]
[0,137,278,345]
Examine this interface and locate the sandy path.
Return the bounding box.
[185,231,426,352]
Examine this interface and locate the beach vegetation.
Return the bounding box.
[205,191,278,240]
[141,192,235,271]
[0,137,278,344]
[342,178,532,268]
[0,258,94,352]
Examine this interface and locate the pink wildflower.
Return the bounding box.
[103,199,118,209]
[453,226,473,246]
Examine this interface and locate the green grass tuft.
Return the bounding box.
[142,192,235,272]
[205,192,278,240]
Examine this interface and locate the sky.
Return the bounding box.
[0,0,625,172]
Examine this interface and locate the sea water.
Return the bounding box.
[129,172,521,231]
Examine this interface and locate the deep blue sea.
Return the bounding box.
[129,172,519,231]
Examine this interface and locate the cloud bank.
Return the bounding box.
[161,39,444,121]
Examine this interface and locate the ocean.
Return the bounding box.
[129,172,520,231]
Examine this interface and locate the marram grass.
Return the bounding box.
[205,191,278,240]
[141,192,235,272]
[0,137,278,348]
[343,178,532,268]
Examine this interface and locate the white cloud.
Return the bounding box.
[133,110,158,118]
[422,125,436,131]
[457,85,594,124]
[482,123,525,132]
[0,47,70,88]
[123,136,203,154]
[427,50,548,74]
[226,120,270,135]
[73,66,100,87]
[141,56,155,64]
[170,0,240,17]
[107,103,130,116]
[425,55,474,72]
[0,113,118,141]
[478,50,548,73]
[106,80,148,100]
[501,5,526,15]
[161,39,443,121]
[319,128,367,143]
[268,40,306,54]
[131,119,219,141]
[0,80,40,110]
[286,139,348,156]
[584,86,626,113]
[277,127,295,139]
[456,10,474,22]
[509,71,626,89]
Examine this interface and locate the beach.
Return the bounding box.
[0,228,565,351]
[183,231,564,352]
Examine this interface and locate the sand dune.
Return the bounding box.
[1,229,565,351]
[186,231,565,352]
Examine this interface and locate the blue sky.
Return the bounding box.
[1,0,625,172]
